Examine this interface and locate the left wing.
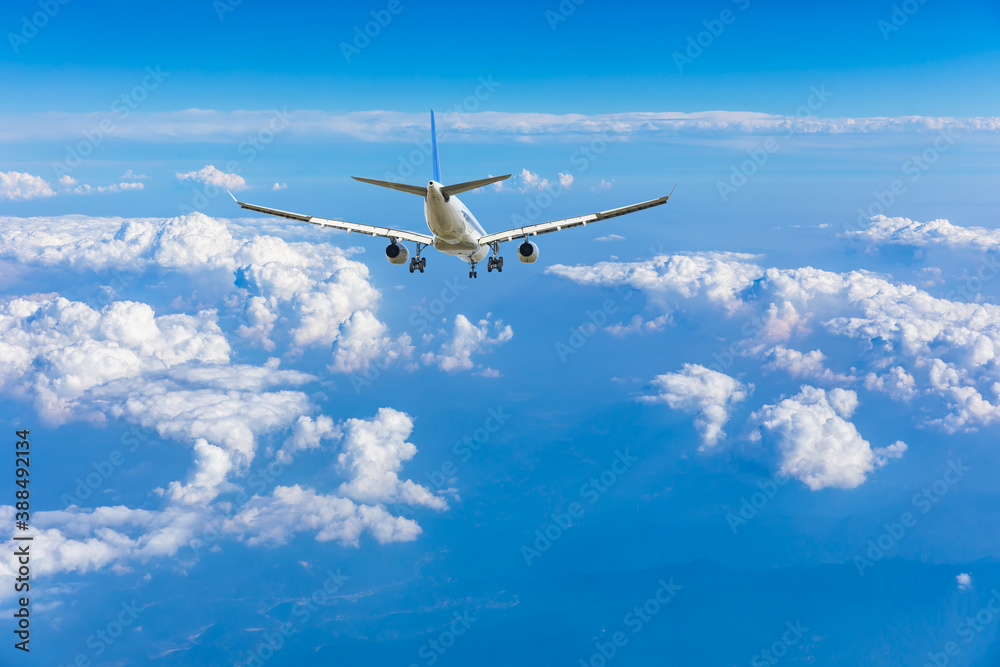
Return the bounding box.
[478,191,672,246]
[231,193,434,245]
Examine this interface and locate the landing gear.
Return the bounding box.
[469,260,478,279]
[409,244,427,274]
[487,242,503,273]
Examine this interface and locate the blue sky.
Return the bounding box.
[2,1,1000,665]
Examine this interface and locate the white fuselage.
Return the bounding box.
[423,181,490,263]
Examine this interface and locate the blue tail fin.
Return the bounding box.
[430,110,441,183]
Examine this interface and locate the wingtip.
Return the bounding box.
[227,189,237,203]
[668,184,676,198]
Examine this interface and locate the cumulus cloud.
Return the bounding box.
[328,311,413,375]
[120,169,147,180]
[595,234,626,242]
[764,346,853,383]
[957,573,974,590]
[0,213,401,373]
[515,169,550,192]
[335,408,447,510]
[421,314,513,375]
[748,386,903,490]
[0,296,230,423]
[225,485,422,547]
[0,297,316,504]
[176,165,247,190]
[638,364,752,450]
[64,181,145,195]
[592,179,614,192]
[558,173,574,188]
[0,212,237,271]
[272,182,288,190]
[847,215,1000,252]
[1,170,55,200]
[0,202,452,577]
[549,251,1000,431]
[865,366,918,401]
[274,415,340,464]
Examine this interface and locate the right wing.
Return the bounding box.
[478,192,672,246]
[231,193,434,245]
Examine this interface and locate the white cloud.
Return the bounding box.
[421,314,513,374]
[65,181,144,195]
[0,296,230,423]
[548,251,763,313]
[549,251,1000,431]
[272,182,288,190]
[0,212,237,271]
[274,415,340,464]
[176,165,247,191]
[335,408,447,510]
[0,213,400,374]
[328,311,413,375]
[0,505,205,577]
[167,439,234,505]
[515,169,550,192]
[121,169,147,180]
[225,484,422,547]
[592,179,614,192]
[558,172,574,188]
[874,440,908,466]
[957,573,974,590]
[748,386,903,490]
[0,171,55,200]
[865,366,918,401]
[764,346,852,383]
[595,234,626,242]
[847,215,1000,252]
[0,210,446,575]
[638,364,752,450]
[1,110,997,145]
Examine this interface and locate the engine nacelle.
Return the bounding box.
[385,243,409,265]
[517,240,539,264]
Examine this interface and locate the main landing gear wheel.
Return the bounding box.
[410,257,426,274]
[487,256,504,273]
[420,257,426,273]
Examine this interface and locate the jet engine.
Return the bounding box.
[517,240,539,264]
[385,242,409,265]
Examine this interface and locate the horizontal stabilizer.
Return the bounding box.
[441,174,511,196]
[352,177,428,197]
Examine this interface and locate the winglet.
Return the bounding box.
[227,190,237,203]
[430,110,441,183]
[668,185,676,198]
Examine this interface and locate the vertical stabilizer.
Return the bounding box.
[430,110,441,183]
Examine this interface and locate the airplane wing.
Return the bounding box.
[478,191,672,246]
[231,193,434,245]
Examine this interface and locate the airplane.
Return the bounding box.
[231,111,672,278]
